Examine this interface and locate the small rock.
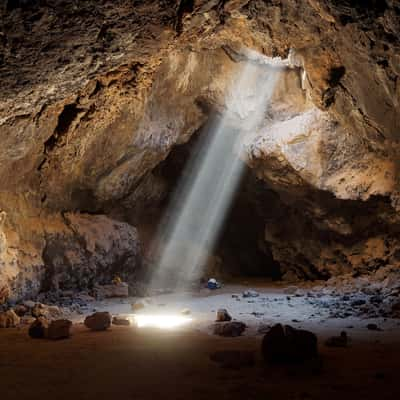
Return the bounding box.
[32,304,44,318]
[210,350,255,369]
[242,289,259,298]
[29,317,48,339]
[47,319,72,340]
[262,324,318,363]
[325,331,348,347]
[14,304,28,317]
[84,312,111,331]
[213,321,246,337]
[131,301,145,312]
[216,308,231,322]
[181,308,191,315]
[112,316,131,326]
[0,309,20,328]
[366,323,381,331]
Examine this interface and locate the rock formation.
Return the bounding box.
[0,1,399,301]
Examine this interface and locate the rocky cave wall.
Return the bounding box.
[0,0,399,301]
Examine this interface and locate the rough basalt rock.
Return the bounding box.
[262,324,318,363]
[47,319,72,340]
[0,309,20,328]
[84,312,111,331]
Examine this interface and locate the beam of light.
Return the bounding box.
[132,314,193,329]
[150,50,283,291]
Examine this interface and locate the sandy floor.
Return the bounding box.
[1,283,400,400]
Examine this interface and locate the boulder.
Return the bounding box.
[28,317,49,338]
[47,319,72,340]
[84,312,111,331]
[213,321,246,337]
[261,324,318,363]
[0,309,20,328]
[13,304,28,317]
[216,308,232,322]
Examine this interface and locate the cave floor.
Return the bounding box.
[2,282,400,400]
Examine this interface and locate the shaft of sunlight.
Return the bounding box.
[150,54,282,291]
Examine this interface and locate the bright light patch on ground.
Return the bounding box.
[132,314,193,329]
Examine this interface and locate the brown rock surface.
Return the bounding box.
[47,319,72,340]
[84,312,111,331]
[0,1,399,296]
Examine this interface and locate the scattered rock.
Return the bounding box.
[47,319,72,340]
[84,312,111,331]
[262,324,318,363]
[181,308,191,315]
[213,321,246,337]
[210,350,255,369]
[325,331,348,347]
[112,316,131,326]
[29,317,48,338]
[216,308,231,322]
[0,309,20,328]
[242,289,259,298]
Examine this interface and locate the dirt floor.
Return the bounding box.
[1,283,400,400]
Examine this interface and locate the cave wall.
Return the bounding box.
[0,0,400,300]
